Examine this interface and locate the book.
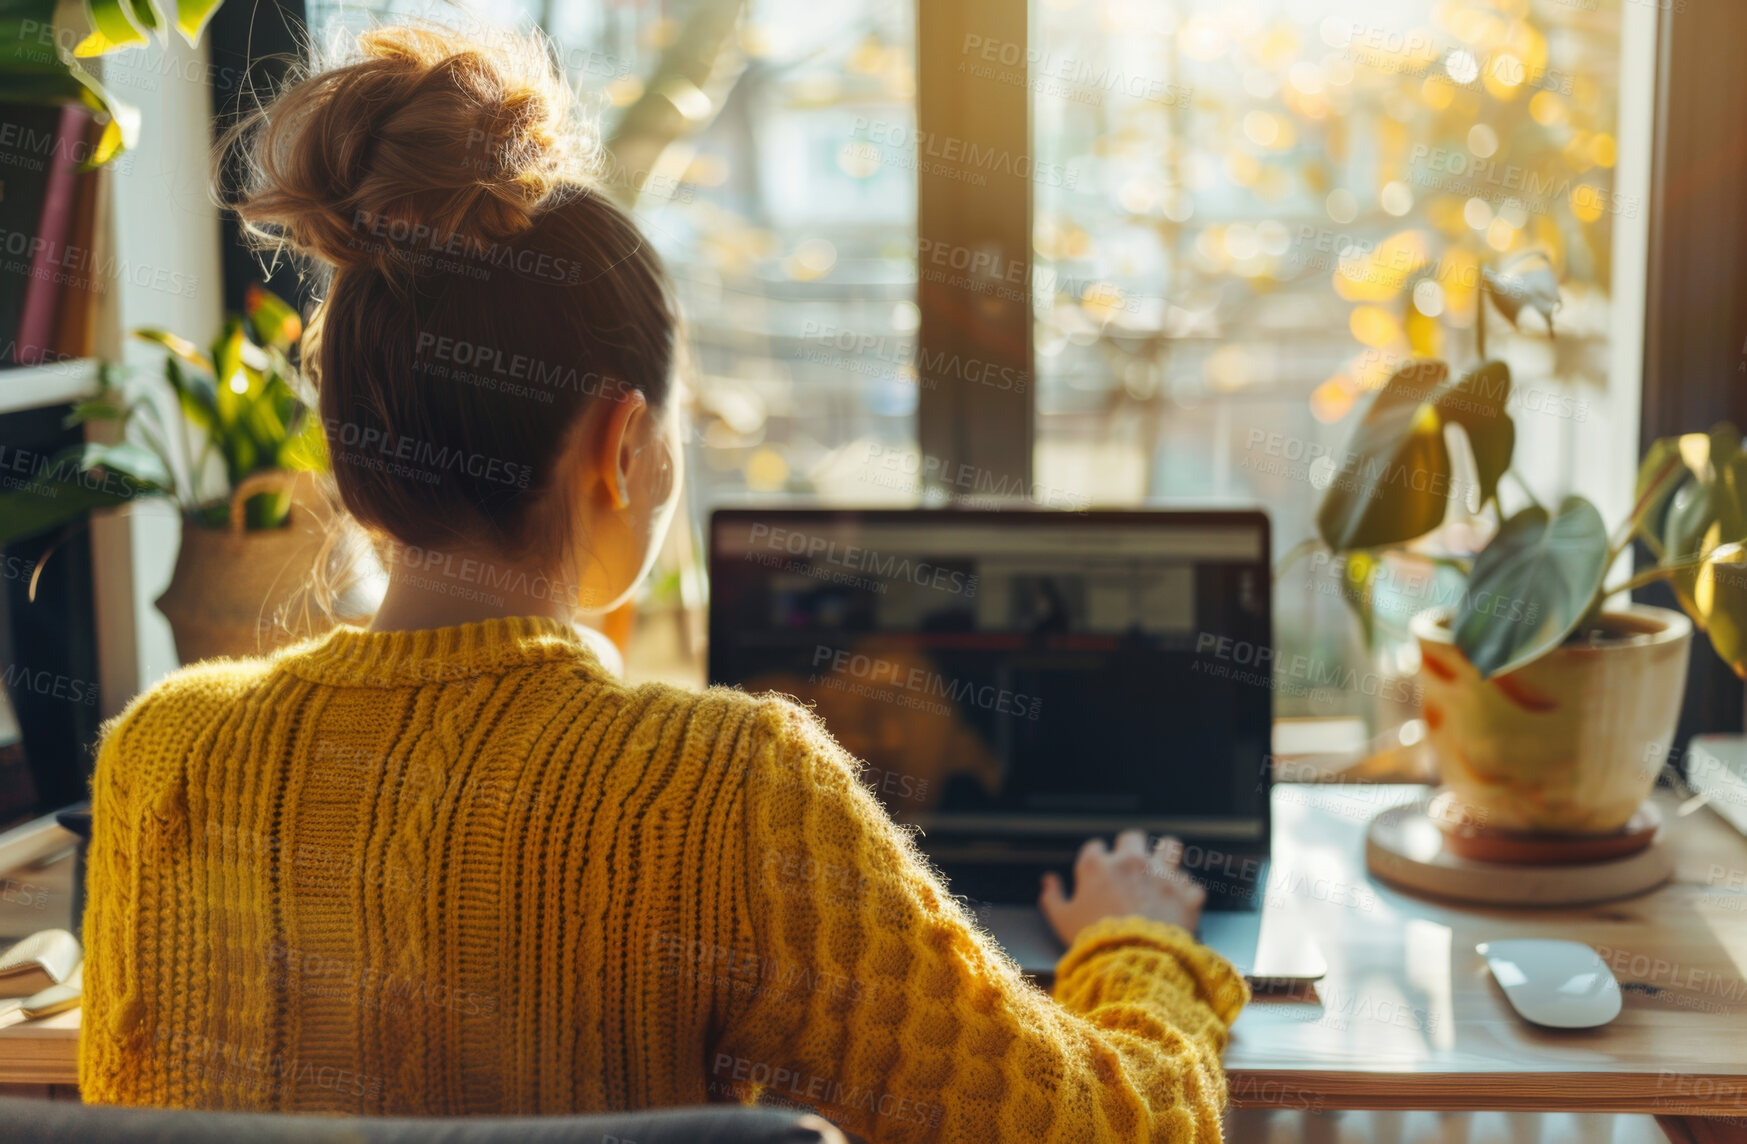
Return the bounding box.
[20,960,80,1019]
[0,962,81,1028]
[0,927,81,997]
[0,104,65,356]
[15,103,92,364]
[49,112,104,360]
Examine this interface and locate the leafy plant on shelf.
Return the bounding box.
[0,0,233,167]
[1308,251,1747,679]
[0,285,326,546]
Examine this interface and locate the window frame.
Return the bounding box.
[262,0,1742,746]
[1637,0,1747,748]
[915,0,1034,498]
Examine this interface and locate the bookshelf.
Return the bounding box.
[0,32,223,834]
[0,360,100,417]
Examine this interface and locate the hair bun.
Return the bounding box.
[226,24,596,276]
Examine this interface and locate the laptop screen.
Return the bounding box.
[708,509,1271,844]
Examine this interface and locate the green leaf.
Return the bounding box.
[1658,424,1747,612]
[0,4,65,73]
[238,337,270,375]
[222,427,260,487]
[0,76,82,108]
[1665,477,1712,561]
[268,344,318,409]
[169,0,226,47]
[65,398,126,425]
[1719,450,1747,546]
[74,0,157,57]
[165,358,219,435]
[1329,550,1379,651]
[1663,476,1712,616]
[278,408,329,472]
[1632,435,1693,544]
[1454,496,1610,678]
[0,452,153,545]
[240,382,288,453]
[1315,358,1515,551]
[134,327,213,373]
[1317,360,1449,550]
[80,441,170,488]
[1438,360,1514,511]
[125,302,322,520]
[244,284,302,353]
[191,501,229,529]
[1483,250,1560,336]
[240,486,291,530]
[1695,541,1747,680]
[1708,422,1744,465]
[212,320,248,428]
[220,369,306,483]
[262,370,299,430]
[0,3,139,164]
[69,62,139,167]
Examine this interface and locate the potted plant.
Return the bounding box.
[1306,255,1747,836]
[0,0,236,168]
[0,286,374,662]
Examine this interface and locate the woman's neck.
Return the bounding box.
[367,547,577,633]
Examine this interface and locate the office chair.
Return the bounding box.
[0,1096,848,1144]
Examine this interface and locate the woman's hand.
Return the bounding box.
[1039,830,1207,947]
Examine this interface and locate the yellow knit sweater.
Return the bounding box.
[81,616,1249,1141]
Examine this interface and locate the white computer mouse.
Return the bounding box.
[1477,939,1622,1029]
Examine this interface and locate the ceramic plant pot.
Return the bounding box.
[1410,604,1691,835]
[155,471,371,664]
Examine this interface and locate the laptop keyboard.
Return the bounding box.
[938,857,1261,913]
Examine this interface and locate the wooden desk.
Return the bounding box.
[0,1008,77,1091]
[5,782,1747,1137]
[0,815,78,1098]
[1226,784,1747,1126]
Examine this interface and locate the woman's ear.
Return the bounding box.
[591,389,648,510]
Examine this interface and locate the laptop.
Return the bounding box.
[708,508,1324,986]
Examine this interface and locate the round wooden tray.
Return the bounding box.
[1426,790,1663,865]
[1365,799,1674,906]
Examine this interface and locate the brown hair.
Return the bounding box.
[222,24,676,563]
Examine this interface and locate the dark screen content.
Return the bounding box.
[712,528,1270,831]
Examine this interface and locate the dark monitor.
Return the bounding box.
[708,509,1272,850]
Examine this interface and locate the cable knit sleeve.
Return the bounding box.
[80,695,162,1104]
[711,697,1249,1144]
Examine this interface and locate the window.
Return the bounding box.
[311,0,920,514]
[307,0,1652,724]
[1029,0,1647,719]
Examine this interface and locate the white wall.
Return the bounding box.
[92,35,225,714]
